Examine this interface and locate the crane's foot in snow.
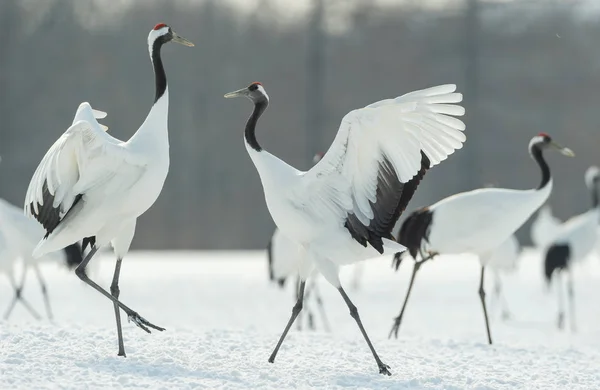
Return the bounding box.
[126,311,165,333]
[378,362,392,376]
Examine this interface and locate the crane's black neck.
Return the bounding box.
[245,98,268,152]
[151,38,168,103]
[531,144,551,190]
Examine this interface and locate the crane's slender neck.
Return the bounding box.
[151,38,167,103]
[531,145,550,190]
[128,35,170,151]
[245,98,268,152]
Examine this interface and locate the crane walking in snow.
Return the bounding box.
[23,24,193,357]
[389,134,574,344]
[544,166,599,331]
[0,197,83,320]
[226,81,466,375]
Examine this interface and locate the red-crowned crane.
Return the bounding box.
[23,24,193,357]
[389,134,574,344]
[225,82,466,375]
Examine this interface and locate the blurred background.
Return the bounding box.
[1,0,599,250]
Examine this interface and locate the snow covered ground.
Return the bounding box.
[1,249,600,389]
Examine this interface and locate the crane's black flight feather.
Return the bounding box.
[345,151,431,254]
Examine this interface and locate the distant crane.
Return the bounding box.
[23,24,193,357]
[0,197,83,320]
[389,133,574,344]
[486,234,521,320]
[226,82,466,375]
[531,205,562,249]
[544,166,599,331]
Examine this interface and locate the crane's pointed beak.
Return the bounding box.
[551,141,575,157]
[224,88,248,99]
[172,32,194,47]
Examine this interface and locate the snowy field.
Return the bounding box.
[1,249,600,389]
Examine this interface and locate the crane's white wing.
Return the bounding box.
[292,84,465,253]
[530,205,562,248]
[24,103,147,237]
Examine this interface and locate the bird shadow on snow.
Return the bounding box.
[81,355,243,385]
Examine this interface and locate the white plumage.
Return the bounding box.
[485,234,521,274]
[268,228,331,332]
[0,198,84,320]
[389,133,574,344]
[22,24,193,357]
[226,82,466,375]
[543,166,600,331]
[484,234,521,320]
[530,205,562,249]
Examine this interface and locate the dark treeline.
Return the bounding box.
[1,0,599,249]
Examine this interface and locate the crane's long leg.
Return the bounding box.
[269,281,305,363]
[389,251,433,339]
[31,264,53,320]
[478,265,493,345]
[498,277,512,321]
[338,286,391,376]
[111,257,126,356]
[311,281,331,332]
[74,246,164,333]
[295,276,305,331]
[4,268,41,320]
[304,278,317,331]
[557,272,565,330]
[492,273,511,321]
[567,270,576,332]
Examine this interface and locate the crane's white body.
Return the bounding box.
[425,184,551,258]
[483,234,520,272]
[248,85,466,286]
[530,205,562,248]
[270,228,308,281]
[269,227,364,287]
[25,96,169,258]
[546,166,600,266]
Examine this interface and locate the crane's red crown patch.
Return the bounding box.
[153,23,168,31]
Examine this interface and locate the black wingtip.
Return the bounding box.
[63,242,84,270]
[82,236,96,252]
[344,152,430,254]
[397,207,433,259]
[544,244,570,284]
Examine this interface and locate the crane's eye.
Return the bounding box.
[248,84,259,91]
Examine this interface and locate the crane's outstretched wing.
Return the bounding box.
[530,205,562,248]
[24,103,146,238]
[294,84,466,253]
